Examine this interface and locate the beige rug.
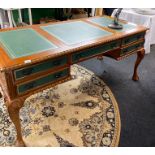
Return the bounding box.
[0,64,121,147]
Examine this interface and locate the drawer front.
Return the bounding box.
[17,68,69,94]
[122,32,145,45]
[72,40,121,63]
[14,56,68,80]
[121,41,144,55]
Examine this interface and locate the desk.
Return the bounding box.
[112,9,155,54]
[0,16,147,146]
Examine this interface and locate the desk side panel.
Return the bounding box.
[0,71,11,100]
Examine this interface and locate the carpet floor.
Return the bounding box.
[80,45,155,147]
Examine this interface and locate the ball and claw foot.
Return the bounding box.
[132,74,139,81]
[15,140,26,147]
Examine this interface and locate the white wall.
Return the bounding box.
[0,9,9,28]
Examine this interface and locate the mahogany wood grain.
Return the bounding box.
[132,48,145,81]
[7,98,26,147]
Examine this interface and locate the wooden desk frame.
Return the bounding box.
[0,16,148,146]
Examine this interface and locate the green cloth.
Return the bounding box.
[0,29,57,59]
[88,17,136,32]
[41,21,112,45]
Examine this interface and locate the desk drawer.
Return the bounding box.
[121,41,144,55]
[14,56,68,80]
[72,40,121,63]
[17,68,69,94]
[122,32,145,46]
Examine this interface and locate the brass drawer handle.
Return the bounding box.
[23,68,34,76]
[24,81,36,90]
[54,72,62,78]
[53,60,61,66]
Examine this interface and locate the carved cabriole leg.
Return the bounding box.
[132,48,145,81]
[7,98,26,147]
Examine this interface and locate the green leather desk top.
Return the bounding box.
[0,29,57,59]
[88,17,137,32]
[0,18,138,60]
[41,21,112,45]
[0,16,147,70]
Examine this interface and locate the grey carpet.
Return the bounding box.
[79,45,155,147]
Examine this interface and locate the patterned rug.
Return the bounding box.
[0,65,121,147]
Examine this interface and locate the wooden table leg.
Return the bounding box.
[7,98,26,147]
[97,55,104,60]
[132,48,145,81]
